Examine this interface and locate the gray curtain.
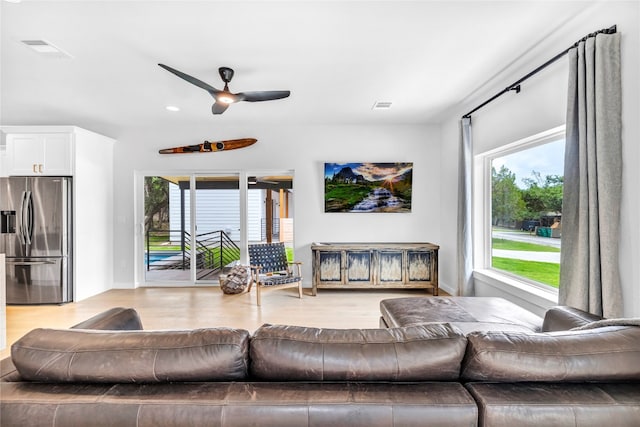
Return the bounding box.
[559,33,623,317]
[457,117,474,296]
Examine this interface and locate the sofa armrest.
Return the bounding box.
[541,306,603,332]
[2,308,143,383]
[1,357,20,382]
[71,307,143,331]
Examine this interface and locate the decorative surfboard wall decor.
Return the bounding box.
[159,138,257,154]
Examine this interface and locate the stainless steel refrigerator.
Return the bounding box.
[1,176,72,304]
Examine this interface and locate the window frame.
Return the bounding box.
[473,125,565,301]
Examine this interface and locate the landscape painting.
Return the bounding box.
[324,162,413,213]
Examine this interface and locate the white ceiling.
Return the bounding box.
[1,1,596,138]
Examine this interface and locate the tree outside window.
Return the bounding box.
[490,138,564,289]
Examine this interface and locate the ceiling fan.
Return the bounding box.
[248,176,278,185]
[158,63,290,115]
[248,176,293,190]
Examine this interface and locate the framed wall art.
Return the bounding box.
[324,162,413,213]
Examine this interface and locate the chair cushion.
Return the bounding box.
[461,326,640,382]
[259,275,301,286]
[250,323,467,381]
[11,328,250,383]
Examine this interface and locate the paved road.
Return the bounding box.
[492,230,561,249]
[492,229,560,263]
[492,249,560,263]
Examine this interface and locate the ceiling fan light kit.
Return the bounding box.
[158,63,290,115]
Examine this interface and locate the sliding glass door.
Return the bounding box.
[140,171,293,285]
[142,174,240,284]
[143,175,193,282]
[193,175,241,282]
[247,173,295,259]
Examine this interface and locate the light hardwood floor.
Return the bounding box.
[2,286,447,360]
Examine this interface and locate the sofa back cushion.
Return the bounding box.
[12,328,250,383]
[541,306,603,332]
[250,323,467,381]
[461,326,640,382]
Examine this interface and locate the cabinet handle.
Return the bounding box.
[38,164,43,173]
[33,164,38,173]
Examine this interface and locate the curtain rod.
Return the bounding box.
[461,24,617,119]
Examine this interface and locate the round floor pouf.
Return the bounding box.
[220,265,250,294]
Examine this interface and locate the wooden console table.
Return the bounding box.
[311,242,439,295]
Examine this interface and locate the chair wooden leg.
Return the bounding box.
[256,285,261,306]
[298,283,303,299]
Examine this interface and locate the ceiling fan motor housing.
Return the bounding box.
[219,67,234,83]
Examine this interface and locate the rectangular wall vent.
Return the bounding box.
[372,101,393,110]
[21,40,72,58]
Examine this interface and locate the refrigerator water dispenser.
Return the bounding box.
[1,210,16,234]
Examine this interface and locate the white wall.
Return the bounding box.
[74,127,115,301]
[112,124,441,289]
[439,1,640,316]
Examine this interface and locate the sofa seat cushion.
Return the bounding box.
[11,328,250,383]
[379,297,542,333]
[466,382,640,427]
[462,326,640,382]
[0,381,478,427]
[250,323,467,381]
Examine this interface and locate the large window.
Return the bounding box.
[478,126,564,291]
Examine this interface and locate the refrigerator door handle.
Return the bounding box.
[22,190,33,245]
[18,191,27,245]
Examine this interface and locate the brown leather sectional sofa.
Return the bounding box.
[1,299,639,426]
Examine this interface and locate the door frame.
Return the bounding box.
[134,169,293,287]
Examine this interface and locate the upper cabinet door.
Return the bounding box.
[42,134,73,175]
[6,133,73,176]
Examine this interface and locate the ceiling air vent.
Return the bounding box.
[372,101,393,110]
[21,40,72,58]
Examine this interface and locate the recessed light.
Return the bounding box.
[372,101,393,110]
[165,105,180,112]
[4,0,23,4]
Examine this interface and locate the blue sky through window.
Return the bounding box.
[492,139,564,189]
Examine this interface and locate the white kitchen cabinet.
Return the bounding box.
[1,126,115,302]
[6,133,73,176]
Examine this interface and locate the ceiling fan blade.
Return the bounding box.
[211,102,229,115]
[158,63,221,94]
[237,90,291,102]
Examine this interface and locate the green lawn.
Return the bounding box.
[492,257,559,288]
[491,237,560,288]
[492,238,560,252]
